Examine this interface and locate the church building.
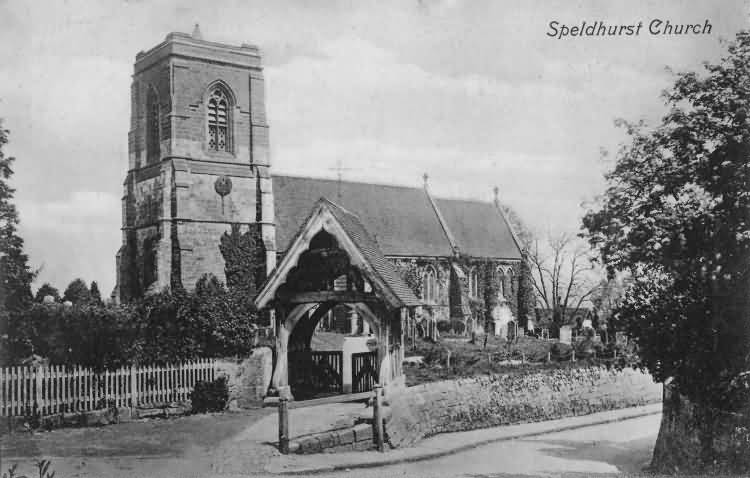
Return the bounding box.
[115,30,530,340]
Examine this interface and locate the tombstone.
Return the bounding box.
[559,325,573,344]
[507,321,517,341]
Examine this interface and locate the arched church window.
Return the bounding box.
[146,88,160,163]
[469,267,479,298]
[496,266,506,299]
[505,268,513,296]
[422,265,437,303]
[207,87,231,152]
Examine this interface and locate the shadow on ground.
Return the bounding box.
[531,437,656,474]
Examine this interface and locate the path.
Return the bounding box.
[1,403,662,477]
[0,402,369,478]
[265,412,662,478]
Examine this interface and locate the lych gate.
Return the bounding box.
[255,198,420,400]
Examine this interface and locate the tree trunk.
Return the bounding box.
[652,384,750,474]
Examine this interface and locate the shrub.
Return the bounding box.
[574,338,597,359]
[190,377,229,413]
[512,336,552,362]
[550,342,573,361]
[436,320,452,333]
[14,303,139,370]
[449,319,466,335]
[5,277,260,368]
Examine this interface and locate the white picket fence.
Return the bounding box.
[0,359,217,417]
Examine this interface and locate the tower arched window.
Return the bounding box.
[422,265,437,303]
[146,88,160,163]
[207,87,231,152]
[469,267,479,298]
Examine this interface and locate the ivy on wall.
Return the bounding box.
[219,223,266,296]
[394,260,423,298]
[516,255,537,329]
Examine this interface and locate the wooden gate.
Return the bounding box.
[351,351,379,394]
[288,351,343,399]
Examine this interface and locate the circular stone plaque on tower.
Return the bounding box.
[214,175,233,197]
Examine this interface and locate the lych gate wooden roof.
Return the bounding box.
[255,198,421,310]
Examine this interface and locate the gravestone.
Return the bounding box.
[559,325,573,344]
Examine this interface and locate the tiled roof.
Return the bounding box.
[274,175,452,257]
[435,198,522,260]
[323,199,422,307]
[272,175,522,260]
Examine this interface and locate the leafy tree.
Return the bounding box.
[34,283,60,303]
[62,278,92,304]
[0,121,35,365]
[0,122,34,313]
[582,31,750,471]
[23,302,139,371]
[89,280,102,304]
[589,275,628,329]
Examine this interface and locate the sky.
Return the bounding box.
[0,0,747,296]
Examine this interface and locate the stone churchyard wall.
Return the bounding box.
[215,346,273,409]
[385,366,662,448]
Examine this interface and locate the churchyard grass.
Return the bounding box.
[404,335,628,386]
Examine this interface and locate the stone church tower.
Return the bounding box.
[115,29,275,301]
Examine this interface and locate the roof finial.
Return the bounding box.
[328,159,352,203]
[192,23,203,40]
[493,186,499,205]
[423,172,429,189]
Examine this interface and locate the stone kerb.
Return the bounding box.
[385,366,662,448]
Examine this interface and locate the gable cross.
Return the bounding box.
[328,159,353,202]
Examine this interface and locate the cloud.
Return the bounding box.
[19,191,120,230]
[18,192,121,295]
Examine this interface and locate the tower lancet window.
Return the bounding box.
[207,87,230,152]
[146,88,160,163]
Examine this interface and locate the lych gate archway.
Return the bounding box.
[255,199,420,400]
[285,301,385,399]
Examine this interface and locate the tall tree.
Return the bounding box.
[0,121,35,364]
[583,31,750,472]
[63,278,92,305]
[89,280,103,304]
[34,283,60,303]
[0,122,34,313]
